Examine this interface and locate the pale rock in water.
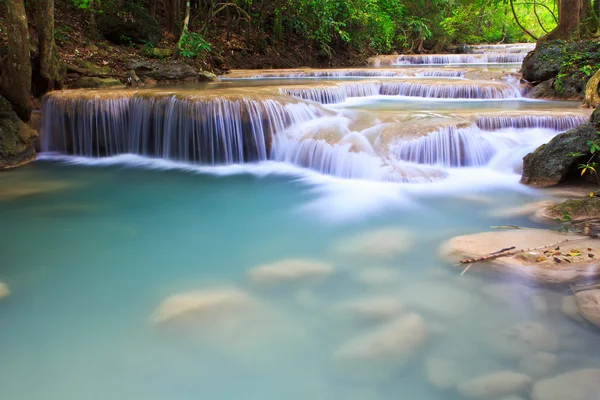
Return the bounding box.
[561,295,585,322]
[333,227,413,261]
[424,357,465,390]
[248,258,334,284]
[531,369,600,400]
[404,282,474,318]
[457,371,532,399]
[519,352,558,379]
[353,267,402,286]
[487,322,559,359]
[334,313,427,363]
[332,297,406,321]
[0,282,9,300]
[574,289,600,329]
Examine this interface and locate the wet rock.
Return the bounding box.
[69,59,113,76]
[488,322,559,359]
[526,79,557,99]
[522,41,568,82]
[561,295,585,322]
[424,357,464,390]
[248,258,333,284]
[0,282,9,300]
[152,287,259,325]
[198,70,220,82]
[125,70,142,86]
[353,267,402,286]
[455,44,473,54]
[521,123,597,187]
[531,369,600,400]
[457,371,532,399]
[130,60,198,82]
[440,229,600,285]
[0,95,38,168]
[97,5,161,45]
[333,297,406,321]
[72,77,124,89]
[334,313,427,364]
[519,352,558,379]
[574,289,600,329]
[334,227,413,261]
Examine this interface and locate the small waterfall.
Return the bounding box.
[242,70,405,79]
[372,54,526,66]
[379,81,520,99]
[414,71,465,78]
[41,92,323,164]
[390,125,498,167]
[280,87,347,104]
[475,115,588,131]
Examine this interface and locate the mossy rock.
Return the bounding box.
[521,123,598,187]
[72,59,114,76]
[73,77,124,89]
[145,48,172,59]
[198,70,220,82]
[546,196,600,220]
[0,96,38,168]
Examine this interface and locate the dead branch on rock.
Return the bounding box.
[456,238,591,265]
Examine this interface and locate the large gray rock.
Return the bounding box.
[130,60,198,82]
[521,123,597,187]
[0,96,38,168]
[532,369,600,400]
[97,5,161,45]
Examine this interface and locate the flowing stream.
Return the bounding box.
[1,44,599,400]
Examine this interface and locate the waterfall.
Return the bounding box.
[475,115,587,131]
[390,125,498,167]
[281,81,520,104]
[372,53,526,66]
[379,81,520,99]
[414,71,465,78]
[241,70,405,78]
[41,92,323,164]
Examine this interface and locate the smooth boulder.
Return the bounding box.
[334,313,427,364]
[521,123,597,187]
[532,369,600,400]
[0,96,38,168]
[332,297,406,321]
[457,371,532,399]
[130,60,199,82]
[574,289,600,329]
[72,77,124,89]
[248,258,333,284]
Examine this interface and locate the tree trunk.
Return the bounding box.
[595,0,600,18]
[36,0,64,93]
[581,0,600,36]
[0,0,32,121]
[540,0,583,42]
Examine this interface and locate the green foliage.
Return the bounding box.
[554,211,573,232]
[179,32,211,58]
[54,25,72,45]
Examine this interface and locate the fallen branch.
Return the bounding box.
[456,237,590,265]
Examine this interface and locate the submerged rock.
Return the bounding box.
[0,282,9,300]
[521,123,597,187]
[334,313,427,363]
[561,295,585,322]
[440,229,600,285]
[248,258,333,284]
[332,297,406,321]
[488,322,559,359]
[531,369,600,400]
[353,267,402,286]
[574,288,600,329]
[519,352,558,379]
[0,95,38,168]
[424,357,464,391]
[334,227,413,261]
[457,371,532,399]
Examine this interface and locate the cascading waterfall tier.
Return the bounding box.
[279,80,520,104]
[475,115,587,131]
[223,68,466,80]
[369,53,526,66]
[41,90,324,164]
[390,125,498,167]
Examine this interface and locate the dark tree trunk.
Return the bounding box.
[36,0,64,93]
[540,0,583,41]
[0,0,32,121]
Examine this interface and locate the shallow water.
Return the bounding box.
[2,43,600,399]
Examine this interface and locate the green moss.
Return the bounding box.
[547,197,600,220]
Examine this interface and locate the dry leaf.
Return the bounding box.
[536,256,547,262]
